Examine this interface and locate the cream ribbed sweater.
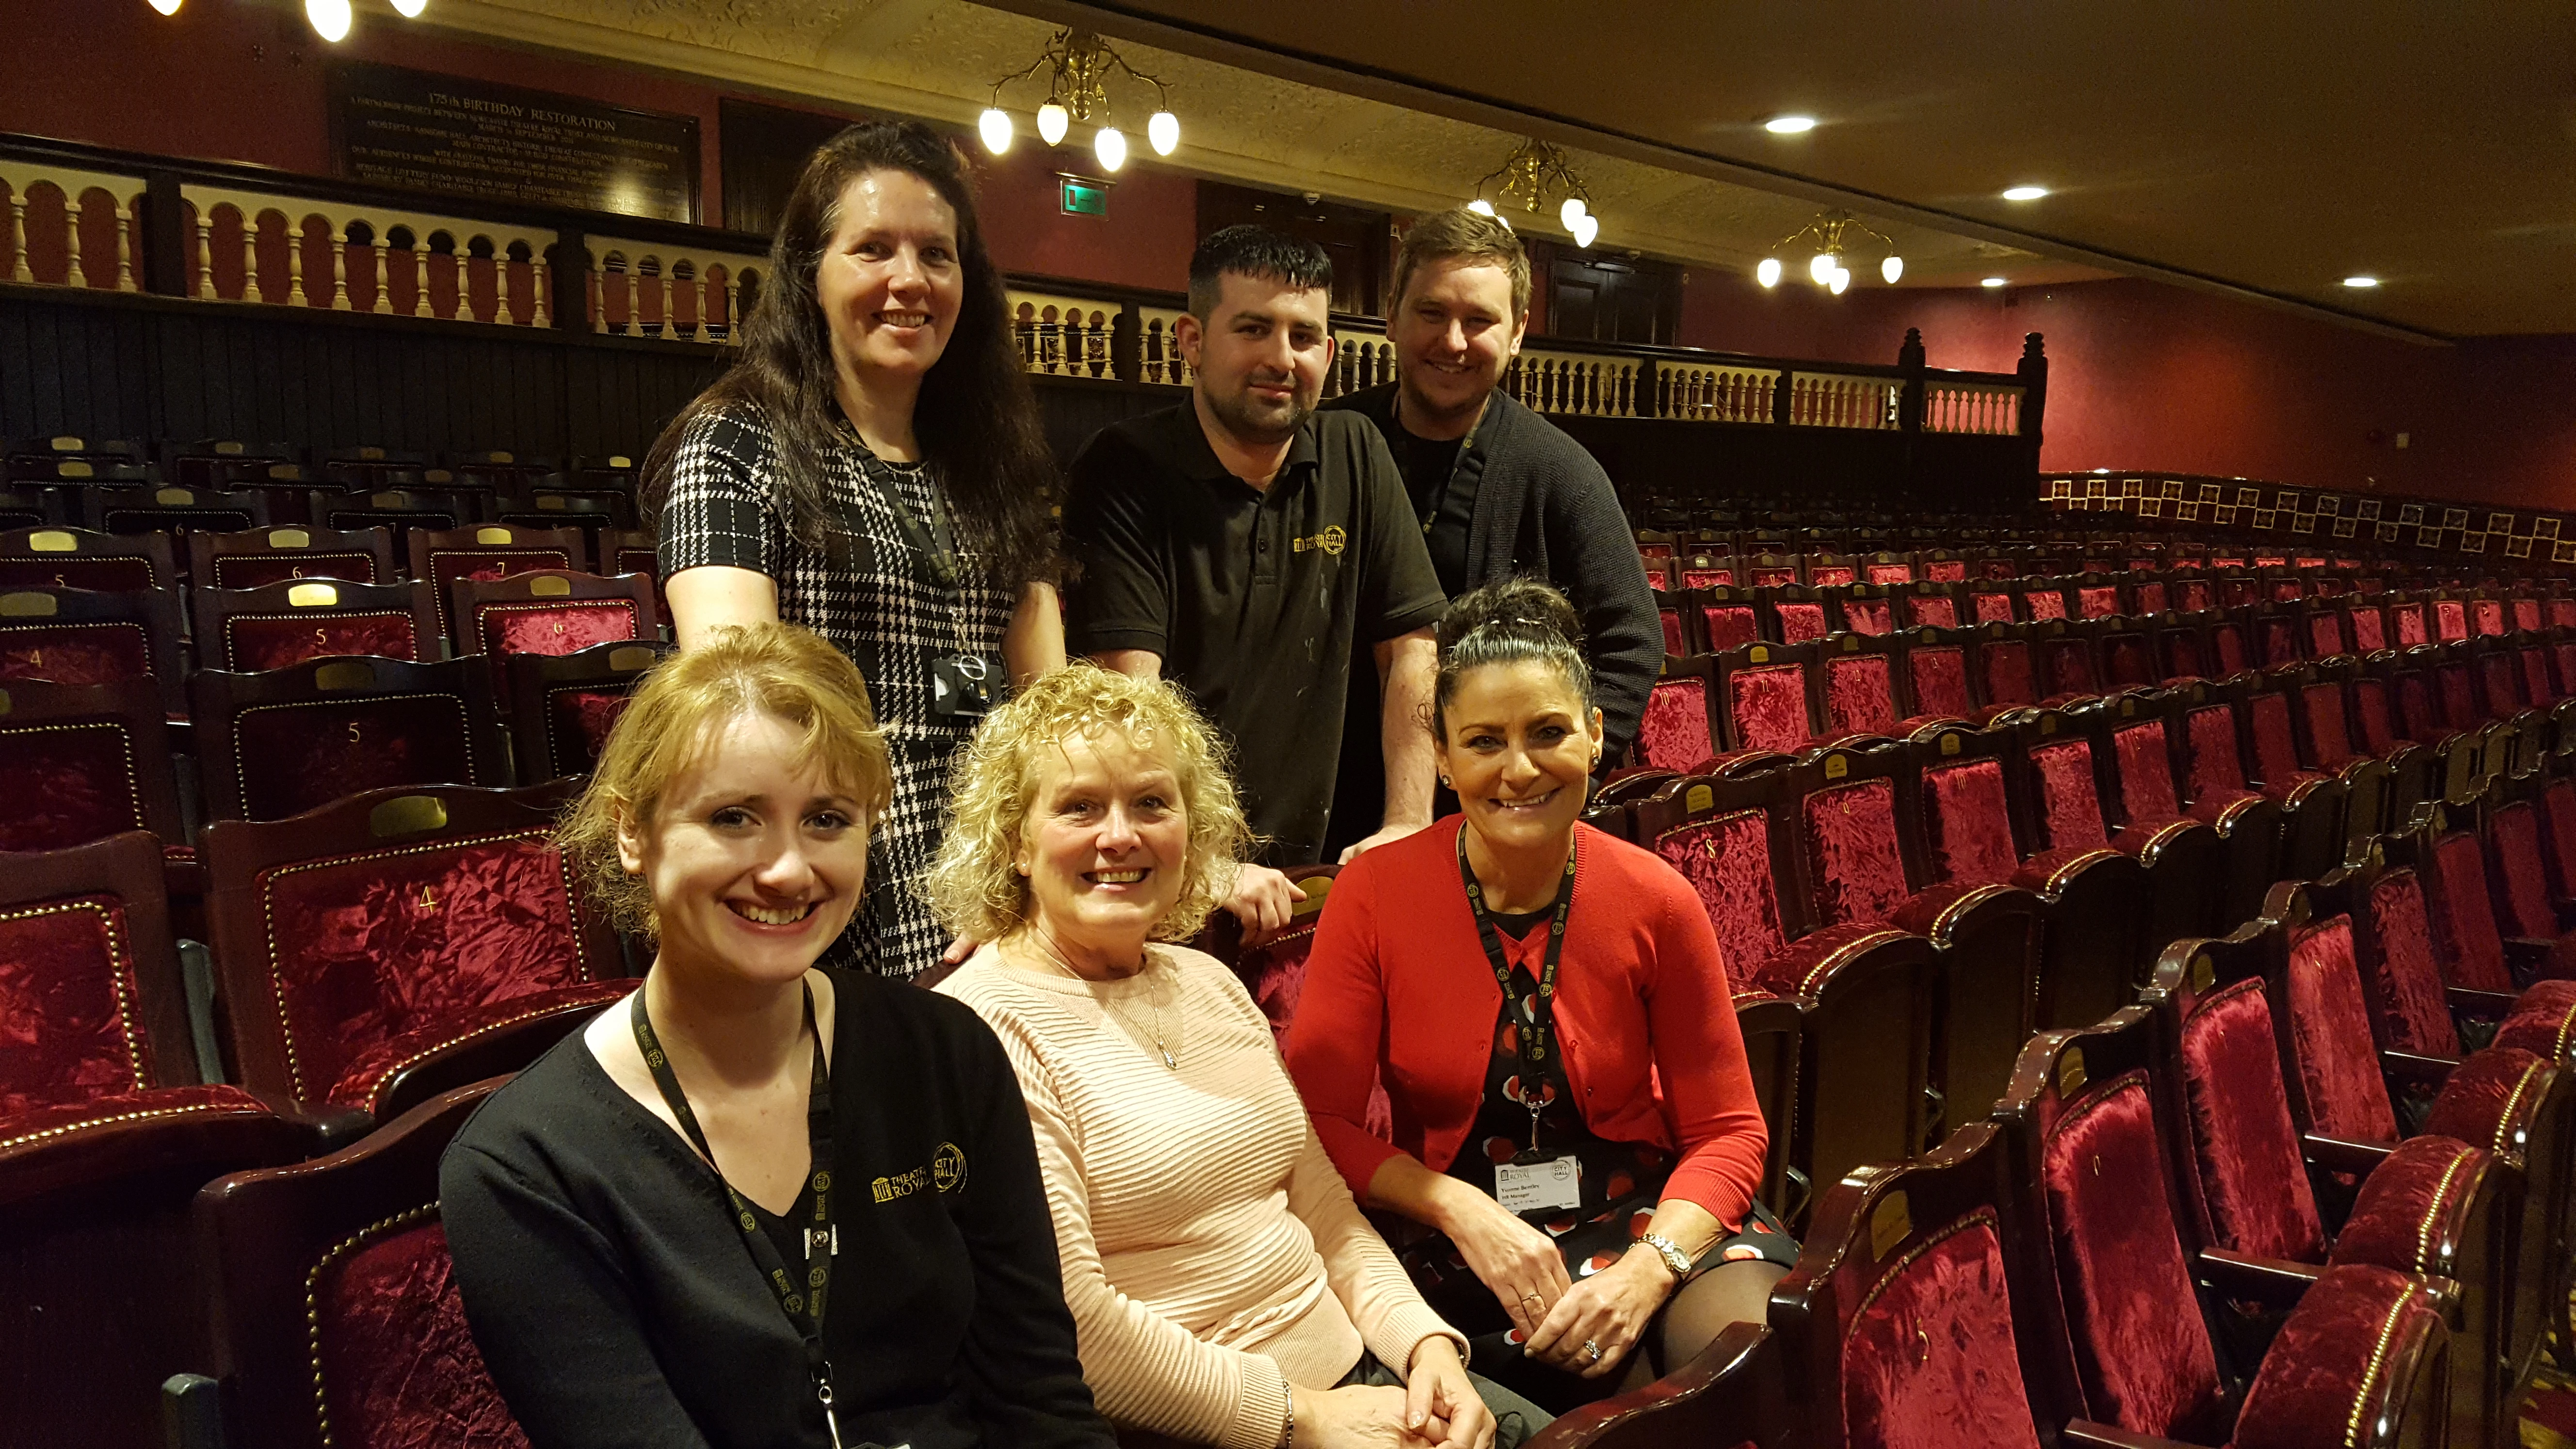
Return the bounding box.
[939,943,1463,1449]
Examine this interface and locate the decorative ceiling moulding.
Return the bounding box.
[995,0,2457,347]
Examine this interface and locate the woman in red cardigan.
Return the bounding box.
[1285,578,1789,1409]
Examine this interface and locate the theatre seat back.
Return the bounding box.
[505,640,669,783]
[0,525,174,592]
[1716,643,1820,757]
[2489,801,2555,942]
[1634,659,1713,772]
[1913,734,2021,890]
[2278,905,2400,1145]
[192,578,436,673]
[0,676,183,853]
[2161,944,2327,1262]
[2023,727,2109,853]
[1795,760,1913,929]
[1649,789,1793,988]
[1974,630,2038,708]
[2356,865,2465,1058]
[0,833,190,1116]
[191,523,396,590]
[198,1079,530,1449]
[189,655,505,824]
[203,783,621,1112]
[2418,818,2513,993]
[1819,642,1901,740]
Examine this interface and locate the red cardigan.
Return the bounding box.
[1283,817,1768,1229]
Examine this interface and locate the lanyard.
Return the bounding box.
[632,986,846,1448]
[1456,830,1578,1156]
[837,422,961,590]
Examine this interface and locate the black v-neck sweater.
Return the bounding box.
[439,968,1114,1449]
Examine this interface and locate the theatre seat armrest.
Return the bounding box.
[2195,1247,2322,1308]
[161,1373,225,1449]
[2378,1049,2464,1086]
[2302,1132,2395,1175]
[1889,881,2038,942]
[1748,923,1927,1000]
[1704,749,1796,778]
[2061,1421,2201,1449]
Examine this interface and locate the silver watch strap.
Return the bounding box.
[1636,1231,1696,1283]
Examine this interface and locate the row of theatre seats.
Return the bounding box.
[3,470,2571,1447]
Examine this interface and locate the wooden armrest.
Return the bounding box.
[2062,1420,2202,1449]
[2504,938,2551,978]
[2196,1247,2323,1308]
[2302,1132,2396,1175]
[2378,1049,2463,1085]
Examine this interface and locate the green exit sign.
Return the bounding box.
[1060,177,1109,216]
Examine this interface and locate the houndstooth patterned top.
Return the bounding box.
[658,404,1016,979]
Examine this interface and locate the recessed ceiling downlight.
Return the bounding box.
[2001,185,2049,202]
[1981,276,2009,289]
[1764,115,1818,134]
[2342,275,2382,289]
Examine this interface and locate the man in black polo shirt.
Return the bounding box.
[1322,210,1659,853]
[1064,226,1445,928]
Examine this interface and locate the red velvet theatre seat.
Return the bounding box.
[1633,655,1719,773]
[1897,626,1980,725]
[0,582,188,716]
[200,781,632,1125]
[1632,767,1937,1211]
[188,523,397,591]
[1711,641,1825,762]
[0,833,315,1449]
[188,577,439,674]
[505,639,669,783]
[406,522,588,650]
[1690,585,1763,657]
[2409,804,2576,990]
[180,1078,531,1449]
[0,675,188,857]
[446,569,658,711]
[0,523,175,592]
[1991,1005,2458,1449]
[80,481,276,540]
[189,654,507,824]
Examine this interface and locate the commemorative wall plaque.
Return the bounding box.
[332,62,700,223]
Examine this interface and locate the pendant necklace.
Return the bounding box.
[1027,935,1177,1069]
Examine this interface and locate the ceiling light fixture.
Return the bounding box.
[390,0,428,15]
[305,0,351,41]
[1981,276,2009,289]
[981,29,1175,165]
[1759,209,1900,295]
[147,0,182,13]
[1470,138,1602,248]
[1764,115,1818,134]
[2342,275,2381,289]
[2001,185,2049,201]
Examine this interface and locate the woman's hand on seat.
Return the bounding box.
[1288,1383,1446,1448]
[1444,1190,1573,1338]
[1403,1337,1495,1449]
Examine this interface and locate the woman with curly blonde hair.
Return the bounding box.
[929,663,1547,1449]
[443,621,1114,1449]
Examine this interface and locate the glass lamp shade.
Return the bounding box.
[977,109,1014,155]
[1036,103,1070,146]
[1094,126,1127,172]
[1558,196,1588,229]
[1829,267,1851,295]
[1148,111,1180,156]
[1467,198,1496,216]
[1809,253,1839,285]
[306,0,352,40]
[390,0,427,14]
[1881,255,1904,284]
[1756,258,1783,288]
[1569,213,1598,248]
[149,0,183,12]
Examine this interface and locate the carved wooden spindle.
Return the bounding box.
[285,219,306,306]
[532,259,551,329]
[241,211,264,303]
[412,241,432,318]
[590,267,606,334]
[7,194,29,284]
[113,197,135,291]
[657,269,673,338]
[193,210,215,299]
[722,275,739,344]
[370,231,391,313]
[329,227,351,309]
[64,194,89,289]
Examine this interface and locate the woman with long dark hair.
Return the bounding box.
[646,118,1063,979]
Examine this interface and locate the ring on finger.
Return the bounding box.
[1582,1339,1602,1364]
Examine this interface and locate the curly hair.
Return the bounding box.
[557,621,893,937]
[921,662,1246,945]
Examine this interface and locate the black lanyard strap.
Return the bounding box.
[1457,830,1578,1152]
[632,985,842,1437]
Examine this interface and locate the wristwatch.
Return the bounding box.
[1635,1232,1696,1285]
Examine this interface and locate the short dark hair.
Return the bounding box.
[1393,208,1531,320]
[1187,224,1333,319]
[1431,577,1594,739]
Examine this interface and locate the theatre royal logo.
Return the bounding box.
[873,1142,968,1202]
[1291,525,1347,556]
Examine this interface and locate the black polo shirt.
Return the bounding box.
[1064,402,1446,865]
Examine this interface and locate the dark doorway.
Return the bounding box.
[1195,181,1391,317]
[1538,244,1682,346]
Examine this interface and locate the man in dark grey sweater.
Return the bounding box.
[1321,208,1661,853]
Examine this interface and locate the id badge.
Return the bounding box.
[1493,1154,1583,1214]
[929,652,1000,720]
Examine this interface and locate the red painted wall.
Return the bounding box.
[8,0,2569,510]
[1674,269,2576,512]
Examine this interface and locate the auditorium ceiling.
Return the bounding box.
[416,0,2571,339]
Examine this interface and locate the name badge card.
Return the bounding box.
[1494,1155,1583,1214]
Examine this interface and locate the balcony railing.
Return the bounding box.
[1,131,2043,440]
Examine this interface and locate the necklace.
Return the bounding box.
[1021,935,1177,1069]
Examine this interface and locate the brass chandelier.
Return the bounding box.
[1757,210,1904,293]
[1468,139,1600,249]
[978,30,1178,173]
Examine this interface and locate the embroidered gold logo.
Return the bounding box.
[933,1141,967,1192]
[1291,526,1347,556]
[875,1144,970,1202]
[872,1165,930,1202]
